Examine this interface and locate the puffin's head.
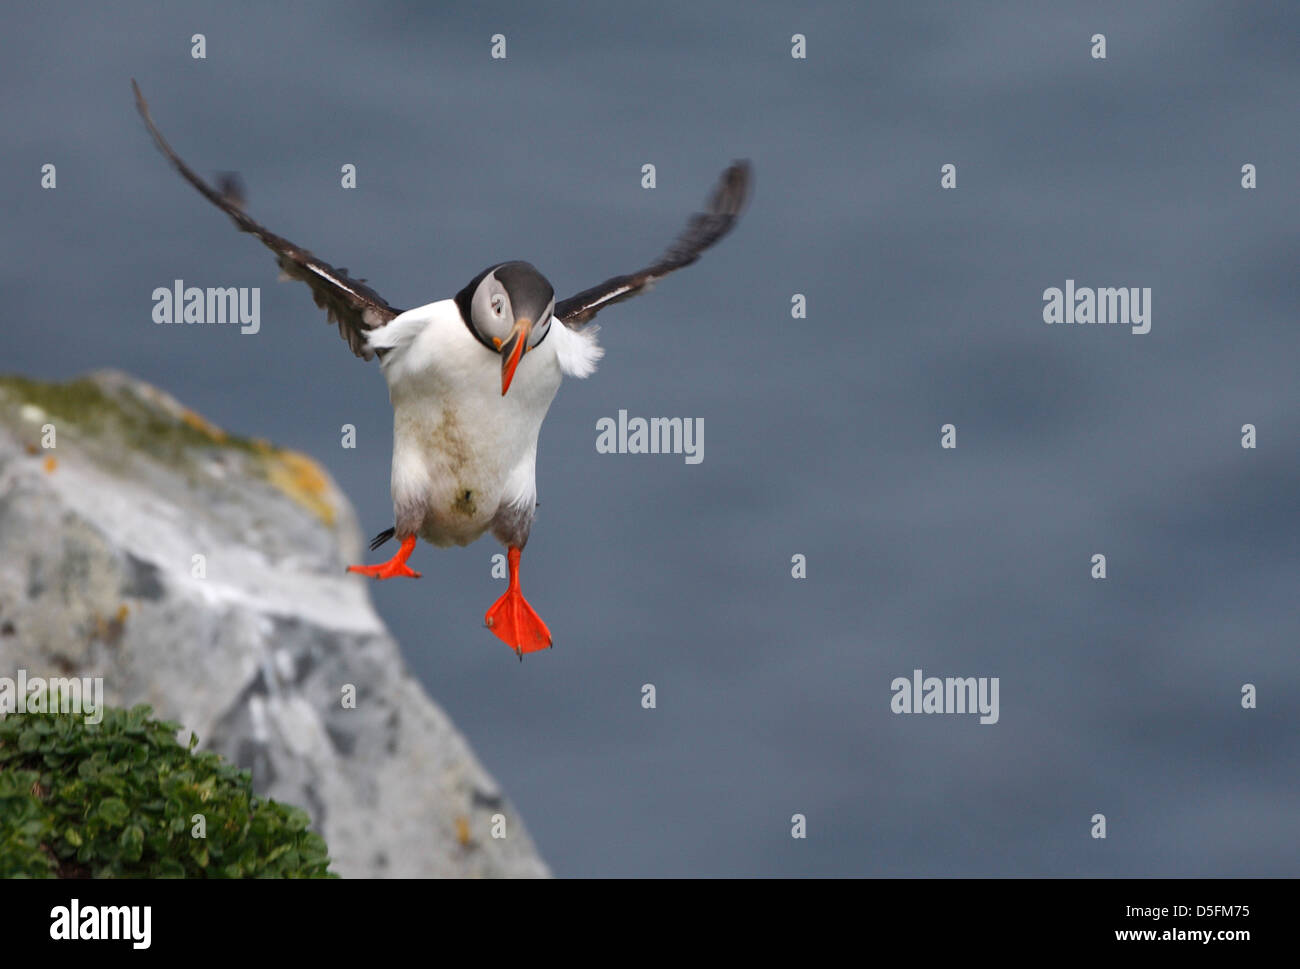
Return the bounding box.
[454,261,555,395]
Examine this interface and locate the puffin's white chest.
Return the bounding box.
[380,301,563,547]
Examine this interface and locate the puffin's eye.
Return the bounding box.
[491,295,506,317]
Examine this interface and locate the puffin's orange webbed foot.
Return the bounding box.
[485,547,552,657]
[347,535,422,580]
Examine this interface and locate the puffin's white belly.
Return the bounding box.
[383,315,564,547]
[391,397,523,547]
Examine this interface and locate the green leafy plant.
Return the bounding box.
[0,704,334,878]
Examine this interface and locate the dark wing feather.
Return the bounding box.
[554,161,752,327]
[132,80,401,360]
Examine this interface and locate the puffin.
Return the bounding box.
[132,81,751,657]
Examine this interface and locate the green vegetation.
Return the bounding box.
[0,374,262,461]
[0,704,334,878]
[0,374,338,524]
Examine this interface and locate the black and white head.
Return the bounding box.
[455,261,556,395]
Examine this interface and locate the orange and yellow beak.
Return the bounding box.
[498,317,532,396]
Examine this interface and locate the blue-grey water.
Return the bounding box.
[2,1,1296,875]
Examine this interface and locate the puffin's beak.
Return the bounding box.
[499,317,532,396]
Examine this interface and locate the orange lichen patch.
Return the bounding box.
[43,455,57,473]
[93,605,129,646]
[252,438,275,455]
[265,450,336,526]
[455,815,472,847]
[179,407,228,443]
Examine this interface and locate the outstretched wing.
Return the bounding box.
[554,161,753,328]
[132,80,401,360]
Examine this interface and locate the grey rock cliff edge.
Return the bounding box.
[0,370,548,877]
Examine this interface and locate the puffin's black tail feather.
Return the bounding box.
[369,527,396,552]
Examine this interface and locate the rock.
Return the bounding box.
[0,371,548,878]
